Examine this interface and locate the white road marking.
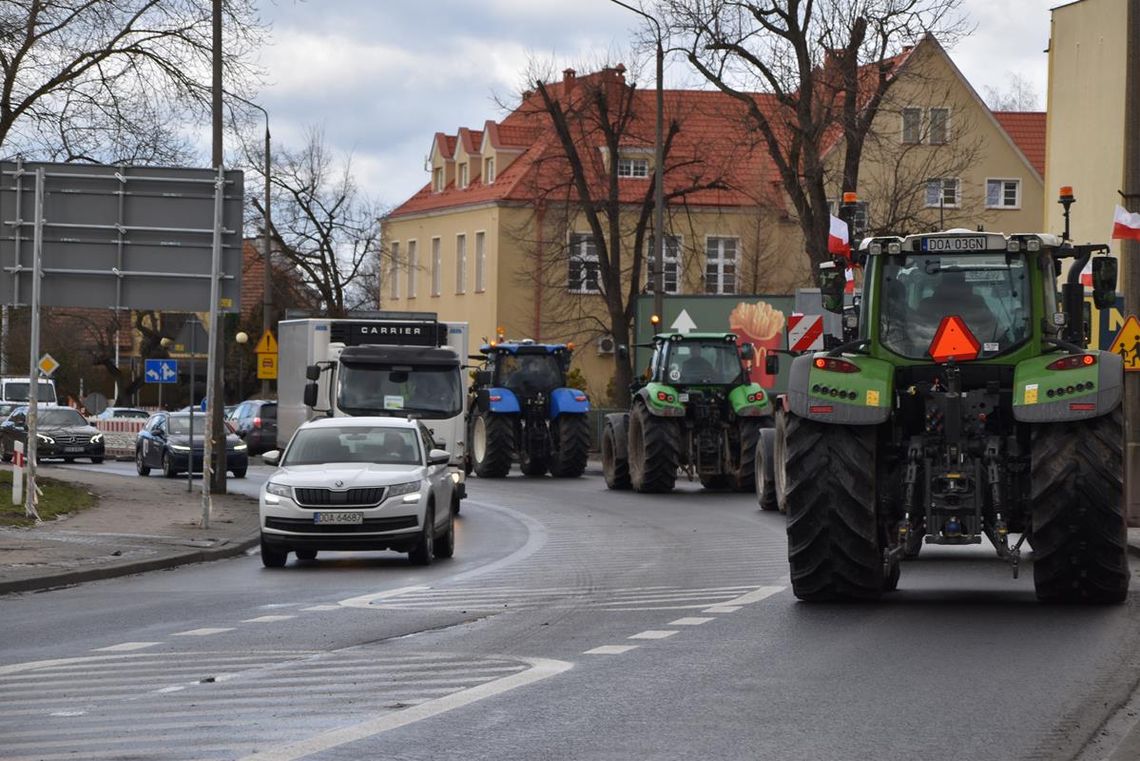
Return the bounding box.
[170,628,234,637]
[338,585,431,609]
[584,645,639,655]
[92,642,160,652]
[48,711,85,717]
[236,656,571,761]
[629,630,678,640]
[241,615,295,623]
[721,585,784,605]
[703,605,742,613]
[668,617,715,626]
[300,604,341,611]
[155,685,185,694]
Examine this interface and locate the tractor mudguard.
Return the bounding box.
[636,383,685,416]
[604,412,631,460]
[1012,350,1123,422]
[484,387,521,414]
[728,383,771,416]
[550,387,590,418]
[786,353,894,425]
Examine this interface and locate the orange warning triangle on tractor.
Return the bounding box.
[928,315,981,364]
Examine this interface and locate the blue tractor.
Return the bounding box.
[466,339,591,478]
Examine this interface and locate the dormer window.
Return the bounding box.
[484,157,495,184]
[617,157,649,178]
[458,163,469,189]
[432,167,444,192]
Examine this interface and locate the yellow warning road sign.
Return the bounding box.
[1107,315,1140,371]
[257,353,278,380]
[253,330,278,354]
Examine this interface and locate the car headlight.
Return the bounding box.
[450,472,461,483]
[387,480,422,501]
[90,433,103,444]
[171,444,190,452]
[265,481,291,498]
[37,434,54,444]
[233,443,247,451]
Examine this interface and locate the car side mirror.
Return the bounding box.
[305,364,321,381]
[739,343,755,360]
[427,448,450,466]
[818,262,845,314]
[765,353,780,376]
[1091,256,1117,309]
[303,382,318,408]
[262,449,281,467]
[474,370,492,387]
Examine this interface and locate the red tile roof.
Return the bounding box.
[992,112,1046,177]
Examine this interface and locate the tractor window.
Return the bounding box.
[880,253,1031,359]
[495,353,563,392]
[665,342,743,384]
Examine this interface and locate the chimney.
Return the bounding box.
[563,68,576,92]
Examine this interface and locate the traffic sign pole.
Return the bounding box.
[23,167,44,523]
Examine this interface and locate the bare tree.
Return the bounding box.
[259,128,385,318]
[983,73,1040,112]
[0,0,265,164]
[660,0,968,268]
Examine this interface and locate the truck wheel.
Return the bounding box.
[785,413,883,601]
[602,416,631,490]
[549,414,590,478]
[755,426,778,511]
[628,403,679,493]
[471,412,513,478]
[520,448,548,477]
[773,410,788,514]
[733,419,765,492]
[1031,408,1129,604]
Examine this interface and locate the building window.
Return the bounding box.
[901,108,922,144]
[406,240,418,298]
[645,235,682,294]
[568,233,600,293]
[474,230,487,293]
[432,167,444,193]
[388,241,400,300]
[456,234,467,293]
[484,157,495,184]
[929,108,950,144]
[986,178,1021,209]
[431,237,441,297]
[475,231,486,292]
[617,157,649,178]
[458,162,468,188]
[925,177,960,208]
[705,237,737,295]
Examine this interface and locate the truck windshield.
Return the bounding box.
[4,381,57,404]
[495,354,563,391]
[338,364,462,418]
[664,342,743,385]
[879,252,1031,360]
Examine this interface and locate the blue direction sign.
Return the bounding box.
[144,358,178,384]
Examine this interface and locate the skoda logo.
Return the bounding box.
[334,479,344,488]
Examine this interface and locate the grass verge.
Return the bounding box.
[0,470,98,527]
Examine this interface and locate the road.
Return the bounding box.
[2,465,1139,761]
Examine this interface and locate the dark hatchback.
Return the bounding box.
[226,400,278,455]
[135,411,248,478]
[0,406,104,463]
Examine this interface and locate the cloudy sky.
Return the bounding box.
[253,0,1059,210]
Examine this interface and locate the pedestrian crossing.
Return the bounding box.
[0,649,532,760]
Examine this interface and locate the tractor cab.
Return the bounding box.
[481,340,571,394]
[647,333,754,388]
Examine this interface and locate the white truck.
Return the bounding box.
[0,376,58,406]
[277,313,470,499]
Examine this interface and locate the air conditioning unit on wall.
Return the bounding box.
[597,335,616,355]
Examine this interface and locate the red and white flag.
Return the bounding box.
[1080,260,1092,287]
[828,215,851,259]
[1112,205,1140,241]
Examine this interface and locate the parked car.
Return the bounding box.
[227,400,278,455]
[96,407,150,420]
[135,411,248,478]
[0,406,104,464]
[258,417,456,568]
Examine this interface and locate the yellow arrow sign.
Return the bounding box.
[253,330,278,354]
[1107,315,1140,371]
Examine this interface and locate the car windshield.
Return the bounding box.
[495,353,563,391]
[40,409,87,427]
[664,341,743,385]
[338,364,462,419]
[879,252,1031,360]
[167,416,205,436]
[283,426,422,466]
[4,381,57,403]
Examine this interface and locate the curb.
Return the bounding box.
[0,530,261,596]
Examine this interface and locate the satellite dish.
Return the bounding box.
[84,392,109,415]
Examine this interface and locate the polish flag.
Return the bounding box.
[845,266,856,294]
[1112,205,1140,241]
[1080,260,1092,287]
[828,215,851,259]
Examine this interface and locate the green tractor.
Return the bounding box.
[772,225,1129,603]
[602,332,773,493]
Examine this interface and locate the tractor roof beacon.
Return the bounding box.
[779,221,1128,603]
[602,331,774,495]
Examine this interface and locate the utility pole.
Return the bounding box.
[1123,0,1140,526]
[208,0,227,501]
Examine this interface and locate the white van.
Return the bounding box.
[0,376,58,406]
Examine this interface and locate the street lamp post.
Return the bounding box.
[610,0,665,323]
[235,331,248,401]
[159,337,173,410]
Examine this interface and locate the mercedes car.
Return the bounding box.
[0,406,104,463]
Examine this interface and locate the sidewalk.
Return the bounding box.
[0,466,259,595]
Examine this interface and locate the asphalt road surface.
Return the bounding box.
[2,464,1139,761]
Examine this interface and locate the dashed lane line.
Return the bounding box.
[628,630,678,640]
[241,615,295,623]
[584,645,639,655]
[92,642,161,652]
[668,617,715,626]
[170,628,235,636]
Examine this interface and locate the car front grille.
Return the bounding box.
[293,487,387,508]
[264,516,417,533]
[51,434,89,445]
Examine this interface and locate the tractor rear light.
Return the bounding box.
[813,357,859,373]
[656,391,675,403]
[1046,354,1097,371]
[489,394,502,402]
[1070,402,1096,411]
[809,405,833,414]
[574,394,587,402]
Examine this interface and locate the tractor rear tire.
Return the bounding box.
[733,418,765,492]
[1031,408,1129,604]
[602,416,631,490]
[773,409,789,514]
[519,447,548,477]
[755,426,778,512]
[628,403,679,493]
[785,413,883,601]
[472,412,514,479]
[549,414,590,478]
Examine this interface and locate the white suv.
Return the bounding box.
[259,417,457,567]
